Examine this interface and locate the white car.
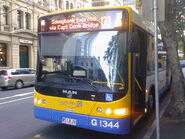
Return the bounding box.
[0,68,35,90]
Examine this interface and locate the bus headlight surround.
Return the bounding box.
[34,97,47,105]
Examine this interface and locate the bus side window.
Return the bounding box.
[147,36,155,73]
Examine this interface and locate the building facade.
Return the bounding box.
[92,0,123,7]
[0,0,90,69]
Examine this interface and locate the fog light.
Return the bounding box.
[43,99,47,104]
[97,107,103,112]
[114,108,127,116]
[105,108,112,115]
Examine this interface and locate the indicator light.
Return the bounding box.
[34,98,37,103]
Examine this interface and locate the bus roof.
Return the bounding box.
[132,11,154,35]
[45,6,132,16]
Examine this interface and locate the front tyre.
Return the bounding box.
[15,80,23,89]
[147,89,155,113]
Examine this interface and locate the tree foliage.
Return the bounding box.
[172,0,185,57]
[158,0,185,118]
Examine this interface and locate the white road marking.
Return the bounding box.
[15,92,33,97]
[0,92,33,100]
[0,96,33,105]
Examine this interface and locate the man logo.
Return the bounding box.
[62,90,77,98]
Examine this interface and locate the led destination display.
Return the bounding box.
[49,16,104,31]
[41,10,127,32]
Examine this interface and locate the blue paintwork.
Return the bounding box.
[34,106,130,134]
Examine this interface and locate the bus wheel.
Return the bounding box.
[15,80,23,89]
[147,89,155,113]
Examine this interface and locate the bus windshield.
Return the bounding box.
[37,30,128,94]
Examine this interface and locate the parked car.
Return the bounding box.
[0,68,36,90]
[180,60,185,77]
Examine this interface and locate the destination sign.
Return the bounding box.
[40,10,127,32]
[48,16,104,31]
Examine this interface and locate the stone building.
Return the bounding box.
[92,0,123,7]
[0,0,90,69]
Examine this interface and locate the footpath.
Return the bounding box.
[151,117,185,139]
[143,92,185,139]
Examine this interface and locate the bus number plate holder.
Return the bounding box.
[62,117,77,126]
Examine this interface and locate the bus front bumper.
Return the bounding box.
[34,106,130,134]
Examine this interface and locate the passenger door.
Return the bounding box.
[131,28,147,125]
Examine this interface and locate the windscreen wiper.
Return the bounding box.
[41,71,99,92]
[60,75,99,93]
[73,77,99,93]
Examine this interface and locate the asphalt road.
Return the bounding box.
[0,87,51,139]
[0,86,155,139]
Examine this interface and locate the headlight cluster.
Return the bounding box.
[34,97,47,104]
[97,107,128,116]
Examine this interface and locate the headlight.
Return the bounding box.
[37,99,42,104]
[105,108,112,115]
[114,108,127,116]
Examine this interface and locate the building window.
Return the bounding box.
[25,12,31,29]
[70,3,73,9]
[66,1,69,9]
[3,6,9,25]
[0,44,7,67]
[43,0,48,6]
[55,0,58,7]
[91,63,93,67]
[59,0,62,9]
[17,10,23,28]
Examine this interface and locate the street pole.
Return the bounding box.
[153,0,160,139]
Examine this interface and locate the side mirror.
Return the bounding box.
[128,32,140,53]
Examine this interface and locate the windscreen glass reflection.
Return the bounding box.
[39,31,127,92]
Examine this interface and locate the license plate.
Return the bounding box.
[62,117,77,126]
